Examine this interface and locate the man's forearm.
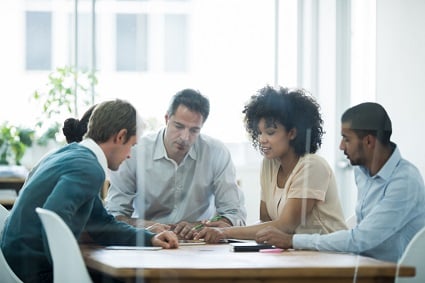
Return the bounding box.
[115,215,155,228]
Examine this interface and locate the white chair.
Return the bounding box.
[396,226,425,283]
[0,204,23,283]
[0,203,9,236]
[345,214,357,229]
[35,207,93,283]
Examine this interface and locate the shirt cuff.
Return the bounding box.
[293,233,317,250]
[223,214,246,226]
[142,230,156,246]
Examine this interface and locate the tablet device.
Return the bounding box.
[105,246,162,251]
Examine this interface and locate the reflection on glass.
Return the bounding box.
[116,14,148,71]
[26,11,52,70]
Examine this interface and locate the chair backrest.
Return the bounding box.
[35,207,92,283]
[396,226,425,283]
[0,204,23,283]
[0,249,23,283]
[0,204,9,236]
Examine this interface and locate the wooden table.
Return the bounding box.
[0,177,25,192]
[0,177,24,209]
[81,244,414,283]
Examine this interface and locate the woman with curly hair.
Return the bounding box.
[195,85,347,243]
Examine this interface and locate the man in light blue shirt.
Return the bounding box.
[105,89,246,239]
[254,102,425,262]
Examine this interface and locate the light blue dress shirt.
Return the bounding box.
[293,144,425,262]
[105,129,247,226]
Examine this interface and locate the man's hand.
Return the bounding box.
[151,231,179,249]
[173,221,198,239]
[255,226,293,249]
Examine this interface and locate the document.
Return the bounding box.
[178,239,206,246]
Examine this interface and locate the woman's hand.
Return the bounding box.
[255,226,293,249]
[193,227,226,243]
[203,218,232,228]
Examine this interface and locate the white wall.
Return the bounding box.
[226,142,262,225]
[376,0,425,176]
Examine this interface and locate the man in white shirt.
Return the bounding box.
[105,89,246,239]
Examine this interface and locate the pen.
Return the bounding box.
[192,215,223,230]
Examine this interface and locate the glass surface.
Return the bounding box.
[1,0,283,144]
[116,14,148,71]
[26,11,52,70]
[0,0,377,224]
[164,14,187,72]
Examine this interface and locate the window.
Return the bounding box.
[116,14,148,71]
[2,0,379,224]
[26,11,52,70]
[164,14,188,72]
[69,13,93,70]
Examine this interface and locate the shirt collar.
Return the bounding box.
[80,138,109,179]
[361,143,400,181]
[153,128,197,161]
[376,143,400,180]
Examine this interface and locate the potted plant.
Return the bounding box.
[0,122,34,166]
[32,66,97,145]
[0,66,97,176]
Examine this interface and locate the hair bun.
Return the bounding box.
[62,118,81,143]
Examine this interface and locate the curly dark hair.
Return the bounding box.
[242,85,324,156]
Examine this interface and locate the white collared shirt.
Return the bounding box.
[105,129,246,226]
[80,138,109,180]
